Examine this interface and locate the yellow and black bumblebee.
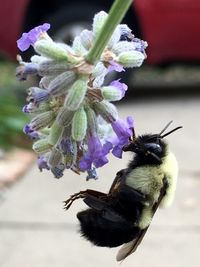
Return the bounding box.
[64,121,182,261]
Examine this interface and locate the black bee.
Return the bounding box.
[64,121,182,261]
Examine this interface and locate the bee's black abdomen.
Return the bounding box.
[77,209,140,247]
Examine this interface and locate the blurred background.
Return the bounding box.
[0,0,199,266]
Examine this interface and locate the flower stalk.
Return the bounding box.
[86,0,133,64]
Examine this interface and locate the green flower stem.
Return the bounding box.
[85,0,133,64]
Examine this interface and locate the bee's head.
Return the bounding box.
[123,121,182,164]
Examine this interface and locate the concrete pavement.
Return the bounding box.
[0,95,200,267]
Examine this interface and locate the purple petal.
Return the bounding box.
[109,116,134,159]
[51,163,65,178]
[108,60,125,73]
[22,102,37,113]
[119,24,134,41]
[110,79,128,91]
[23,124,39,140]
[93,156,108,168]
[112,119,131,140]
[110,79,128,98]
[79,134,110,171]
[28,131,40,140]
[17,23,50,52]
[102,141,113,154]
[112,145,123,158]
[79,157,92,171]
[132,37,148,54]
[23,124,33,134]
[88,135,102,155]
[86,167,98,181]
[126,116,134,128]
[22,105,29,113]
[37,156,50,171]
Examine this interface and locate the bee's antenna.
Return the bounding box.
[159,120,173,136]
[160,126,183,138]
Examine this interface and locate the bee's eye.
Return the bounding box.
[144,142,162,154]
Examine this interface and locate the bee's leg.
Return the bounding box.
[64,189,107,210]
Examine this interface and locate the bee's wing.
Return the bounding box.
[116,227,148,261]
[109,168,127,193]
[116,178,168,262]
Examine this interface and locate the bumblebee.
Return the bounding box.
[64,121,182,261]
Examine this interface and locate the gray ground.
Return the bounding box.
[0,95,200,267]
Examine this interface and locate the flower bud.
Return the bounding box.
[48,147,62,167]
[60,138,73,155]
[56,43,75,54]
[27,87,49,104]
[102,80,127,101]
[30,111,55,131]
[38,60,72,76]
[56,108,74,127]
[85,107,98,135]
[72,107,87,141]
[33,139,52,153]
[23,102,50,114]
[91,62,107,87]
[92,62,107,79]
[47,71,76,96]
[16,63,38,80]
[62,126,72,139]
[34,40,74,62]
[117,51,145,68]
[31,55,48,64]
[64,78,88,111]
[107,26,121,48]
[113,41,137,55]
[92,11,108,37]
[64,140,78,168]
[64,154,73,169]
[93,100,118,123]
[48,121,63,146]
[72,36,87,55]
[72,141,78,166]
[80,30,94,50]
[51,162,65,178]
[101,86,124,101]
[39,75,56,89]
[119,24,133,39]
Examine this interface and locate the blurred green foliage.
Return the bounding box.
[0,61,29,149]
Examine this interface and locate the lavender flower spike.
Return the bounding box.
[17,23,50,52]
